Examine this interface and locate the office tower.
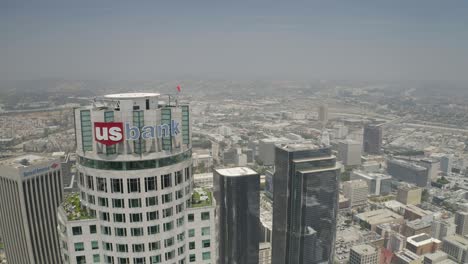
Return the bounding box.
[338,139,362,166]
[185,188,217,263]
[454,211,468,236]
[442,235,468,263]
[363,124,382,154]
[397,184,422,205]
[351,170,392,196]
[332,123,348,139]
[387,232,407,253]
[349,244,379,264]
[0,154,63,264]
[423,251,458,264]
[318,104,328,126]
[394,249,423,264]
[272,143,340,264]
[387,159,429,187]
[431,219,456,240]
[418,159,439,183]
[406,234,441,256]
[343,180,368,207]
[57,93,193,264]
[214,167,260,264]
[440,155,453,175]
[258,137,289,166]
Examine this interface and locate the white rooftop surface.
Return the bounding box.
[0,154,55,168]
[104,92,160,99]
[278,142,320,151]
[216,167,257,177]
[407,233,441,247]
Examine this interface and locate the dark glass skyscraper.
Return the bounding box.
[214,167,260,264]
[363,124,383,154]
[272,143,340,264]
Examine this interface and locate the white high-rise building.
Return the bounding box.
[0,154,63,264]
[431,218,456,240]
[343,180,368,207]
[338,139,362,166]
[57,93,195,264]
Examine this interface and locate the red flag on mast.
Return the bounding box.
[176,85,181,92]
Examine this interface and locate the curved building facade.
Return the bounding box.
[58,93,193,264]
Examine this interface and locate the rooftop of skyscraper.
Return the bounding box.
[215,167,257,177]
[351,244,378,256]
[407,233,441,246]
[276,141,323,151]
[0,154,57,168]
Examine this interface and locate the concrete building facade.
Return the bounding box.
[0,154,63,264]
[397,185,423,205]
[349,244,379,264]
[338,139,362,166]
[343,180,368,207]
[58,93,194,264]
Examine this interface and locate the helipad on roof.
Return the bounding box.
[104,93,160,99]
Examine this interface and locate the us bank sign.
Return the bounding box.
[93,121,180,146]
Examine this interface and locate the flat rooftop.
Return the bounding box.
[356,209,403,225]
[406,219,432,229]
[104,92,160,99]
[407,233,440,246]
[215,167,257,177]
[277,142,322,151]
[351,244,378,255]
[404,205,432,216]
[388,159,427,171]
[0,154,57,169]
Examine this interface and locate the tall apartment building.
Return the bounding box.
[431,219,456,241]
[214,167,260,264]
[0,154,63,264]
[351,170,392,196]
[349,244,379,264]
[272,143,340,264]
[454,211,468,236]
[397,184,422,205]
[57,93,193,264]
[343,180,368,207]
[440,155,453,175]
[363,124,382,155]
[257,137,288,166]
[387,159,429,188]
[318,104,328,127]
[338,139,362,166]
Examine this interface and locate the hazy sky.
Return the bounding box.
[2,0,468,81]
